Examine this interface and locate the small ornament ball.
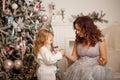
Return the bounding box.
[11,3,18,10]
[41,15,48,22]
[14,59,23,69]
[3,59,14,70]
[4,46,10,52]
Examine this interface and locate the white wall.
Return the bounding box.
[42,0,120,27]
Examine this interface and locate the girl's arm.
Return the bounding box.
[40,47,63,65]
[64,41,78,62]
[98,38,107,65]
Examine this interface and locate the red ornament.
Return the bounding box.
[36,3,41,8]
[34,2,41,12]
[4,46,10,52]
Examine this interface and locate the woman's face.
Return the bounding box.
[75,23,84,37]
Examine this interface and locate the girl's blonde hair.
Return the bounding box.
[34,29,53,56]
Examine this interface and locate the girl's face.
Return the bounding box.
[45,34,54,46]
[75,23,84,37]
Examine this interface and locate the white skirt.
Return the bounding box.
[37,66,56,80]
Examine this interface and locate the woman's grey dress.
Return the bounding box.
[64,43,114,80]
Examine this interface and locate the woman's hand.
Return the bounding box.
[97,57,107,65]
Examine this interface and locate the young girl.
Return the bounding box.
[34,29,64,80]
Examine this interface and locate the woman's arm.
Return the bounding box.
[98,38,107,65]
[65,41,78,62]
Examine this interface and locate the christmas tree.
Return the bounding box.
[0,0,50,79]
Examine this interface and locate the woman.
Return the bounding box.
[64,16,113,80]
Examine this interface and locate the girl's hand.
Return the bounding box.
[59,49,65,56]
[52,50,57,54]
[97,57,107,65]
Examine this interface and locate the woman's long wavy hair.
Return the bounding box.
[73,16,103,46]
[34,29,53,56]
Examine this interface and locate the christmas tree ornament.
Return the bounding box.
[3,59,14,70]
[34,20,40,29]
[4,46,10,52]
[15,45,20,50]
[21,31,26,37]
[11,3,18,15]
[5,16,14,25]
[21,6,27,13]
[12,21,21,32]
[34,2,41,12]
[12,21,18,30]
[11,27,15,37]
[41,15,48,22]
[14,59,23,69]
[11,3,18,10]
[12,17,24,32]
[20,37,26,61]
[17,17,24,29]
